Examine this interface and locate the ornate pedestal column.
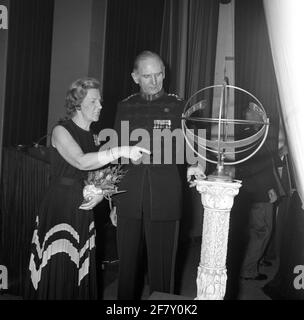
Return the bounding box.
[195,178,242,300]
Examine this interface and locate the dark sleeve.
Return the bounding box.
[238,155,280,197]
[112,102,123,208]
[261,164,279,193]
[113,102,123,141]
[177,99,185,128]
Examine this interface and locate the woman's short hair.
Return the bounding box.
[65,77,100,117]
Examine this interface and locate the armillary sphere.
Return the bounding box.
[182,84,269,180]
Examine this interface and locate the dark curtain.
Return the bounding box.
[0,148,50,296]
[93,0,165,133]
[234,0,280,150]
[3,0,54,147]
[185,0,220,101]
[160,0,220,103]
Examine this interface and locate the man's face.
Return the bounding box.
[132,57,165,95]
[245,110,262,131]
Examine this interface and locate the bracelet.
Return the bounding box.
[98,149,108,164]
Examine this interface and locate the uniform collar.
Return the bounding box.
[140,89,165,101]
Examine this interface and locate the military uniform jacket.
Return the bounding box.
[113,91,185,221]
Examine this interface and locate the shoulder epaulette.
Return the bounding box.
[168,93,183,101]
[121,93,139,102]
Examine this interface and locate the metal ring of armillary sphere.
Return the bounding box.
[181,84,269,176]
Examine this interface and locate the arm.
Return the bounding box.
[52,125,150,171]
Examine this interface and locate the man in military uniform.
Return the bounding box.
[111,51,204,299]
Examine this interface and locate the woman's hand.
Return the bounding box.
[79,194,104,211]
[120,146,151,161]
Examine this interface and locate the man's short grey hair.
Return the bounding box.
[133,51,165,72]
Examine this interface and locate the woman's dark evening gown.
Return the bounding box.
[26,119,99,299]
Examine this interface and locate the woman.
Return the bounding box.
[25,77,149,299]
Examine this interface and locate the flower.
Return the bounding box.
[82,164,127,204]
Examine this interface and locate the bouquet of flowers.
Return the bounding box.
[82,164,127,205]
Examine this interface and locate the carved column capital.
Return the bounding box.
[196,179,241,210]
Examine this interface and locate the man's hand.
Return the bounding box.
[278,145,288,159]
[187,164,206,187]
[110,206,117,227]
[268,188,278,203]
